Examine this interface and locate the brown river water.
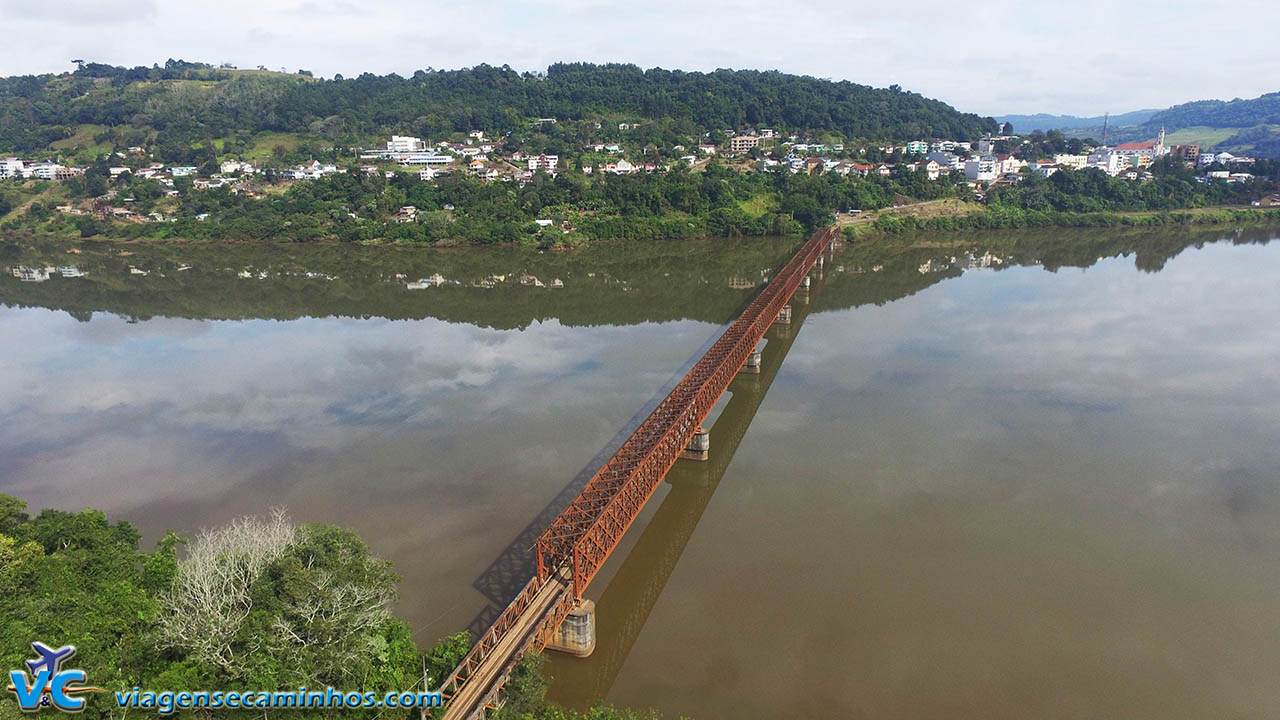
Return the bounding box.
[2,226,1279,718]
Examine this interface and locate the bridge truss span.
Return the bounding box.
[535,226,837,596]
[433,226,838,720]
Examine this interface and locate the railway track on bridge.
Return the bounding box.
[431,226,839,720]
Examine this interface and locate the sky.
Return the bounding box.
[2,0,1279,117]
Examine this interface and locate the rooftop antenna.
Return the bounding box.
[1101,112,1109,147]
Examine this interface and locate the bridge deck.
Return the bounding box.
[438,568,571,720]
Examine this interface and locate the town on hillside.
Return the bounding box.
[0,121,1270,227]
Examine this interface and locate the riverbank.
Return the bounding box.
[841,204,1280,239]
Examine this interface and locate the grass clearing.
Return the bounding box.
[738,193,778,217]
[239,132,310,162]
[1162,126,1238,149]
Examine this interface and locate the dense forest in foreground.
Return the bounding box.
[0,494,662,720]
[0,60,997,155]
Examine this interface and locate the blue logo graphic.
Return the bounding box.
[7,642,103,712]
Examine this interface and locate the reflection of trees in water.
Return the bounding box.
[2,225,1275,327]
[813,224,1276,314]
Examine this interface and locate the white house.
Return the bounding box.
[996,154,1025,176]
[917,159,943,180]
[528,154,559,171]
[926,151,959,169]
[220,160,255,175]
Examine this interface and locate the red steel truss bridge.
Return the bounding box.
[433,226,839,720]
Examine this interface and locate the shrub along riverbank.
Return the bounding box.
[857,206,1280,236]
[4,156,1277,247]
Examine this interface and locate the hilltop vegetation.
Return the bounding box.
[1010,91,1280,158]
[0,60,996,158]
[1140,91,1280,157]
[1147,91,1280,131]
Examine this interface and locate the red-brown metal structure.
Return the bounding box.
[432,226,837,720]
[534,226,836,597]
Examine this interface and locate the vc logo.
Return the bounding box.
[6,642,104,712]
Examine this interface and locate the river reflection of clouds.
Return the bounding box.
[3,233,1280,719]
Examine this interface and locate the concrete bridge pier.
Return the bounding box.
[681,426,710,461]
[796,276,811,304]
[775,305,792,324]
[546,599,596,657]
[740,349,762,374]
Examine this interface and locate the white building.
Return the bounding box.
[1053,154,1089,170]
[220,160,255,175]
[528,154,559,171]
[395,152,451,165]
[28,162,65,180]
[387,135,427,153]
[964,157,998,182]
[996,154,1026,176]
[1087,148,1130,176]
[0,157,23,178]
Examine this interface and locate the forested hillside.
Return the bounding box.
[1142,92,1280,157]
[1147,92,1280,130]
[0,60,996,155]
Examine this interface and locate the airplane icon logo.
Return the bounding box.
[27,642,77,677]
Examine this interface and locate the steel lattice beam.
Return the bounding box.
[433,228,837,720]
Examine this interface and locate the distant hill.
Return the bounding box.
[996,109,1159,133]
[1141,92,1280,157]
[1146,92,1280,130]
[0,60,997,160]
[998,92,1280,157]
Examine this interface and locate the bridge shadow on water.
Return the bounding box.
[463,283,774,639]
